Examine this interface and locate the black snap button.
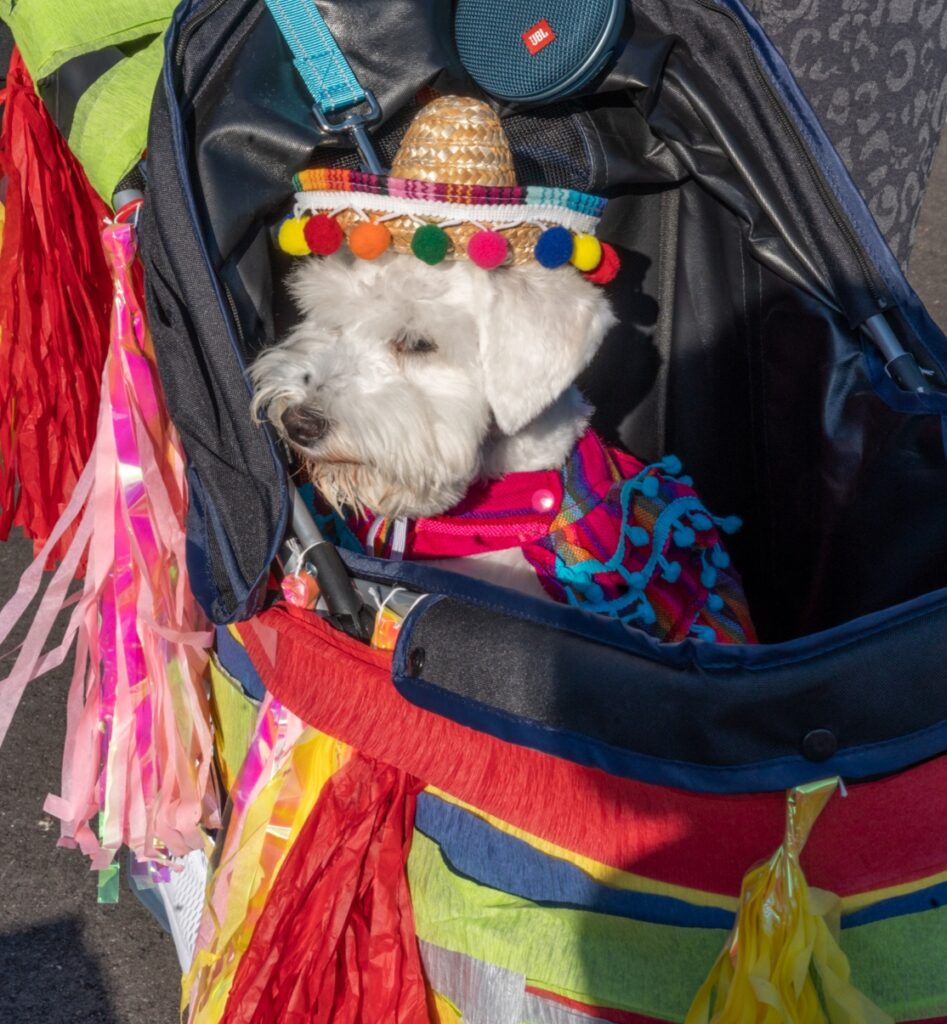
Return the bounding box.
[408,647,426,678]
[802,728,837,763]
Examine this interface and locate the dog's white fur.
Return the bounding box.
[251,251,616,518]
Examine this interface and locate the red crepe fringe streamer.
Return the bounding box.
[221,752,428,1024]
[0,49,113,558]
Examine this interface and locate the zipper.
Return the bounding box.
[693,0,888,309]
[175,0,233,65]
[172,0,251,350]
[222,280,246,346]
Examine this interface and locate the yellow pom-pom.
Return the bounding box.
[278,216,311,256]
[349,220,392,260]
[571,233,602,272]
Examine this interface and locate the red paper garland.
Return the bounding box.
[0,49,113,559]
[221,751,428,1024]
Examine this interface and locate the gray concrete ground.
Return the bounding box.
[0,129,946,1024]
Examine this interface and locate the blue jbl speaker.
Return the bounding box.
[455,0,626,104]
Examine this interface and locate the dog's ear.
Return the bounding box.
[476,265,617,436]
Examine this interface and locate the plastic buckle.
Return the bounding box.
[312,90,385,175]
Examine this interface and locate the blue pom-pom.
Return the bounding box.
[584,582,604,603]
[673,527,696,547]
[639,602,657,625]
[627,571,646,590]
[707,593,724,612]
[716,515,742,535]
[711,547,731,568]
[662,560,682,583]
[535,226,574,268]
[641,476,659,498]
[701,566,718,588]
[691,624,716,642]
[629,526,650,547]
[662,454,682,475]
[691,513,712,532]
[679,475,693,486]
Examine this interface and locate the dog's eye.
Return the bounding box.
[391,333,438,355]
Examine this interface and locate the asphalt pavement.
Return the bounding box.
[1,124,946,1024]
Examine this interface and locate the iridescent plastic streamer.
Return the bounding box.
[0,221,218,869]
[185,699,348,1023]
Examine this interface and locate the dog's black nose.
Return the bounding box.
[281,406,329,447]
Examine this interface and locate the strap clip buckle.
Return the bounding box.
[312,91,385,175]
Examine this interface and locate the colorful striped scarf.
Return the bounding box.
[355,431,756,644]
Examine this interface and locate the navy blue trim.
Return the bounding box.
[415,792,942,931]
[415,792,735,929]
[215,625,266,701]
[333,550,947,792]
[842,880,947,929]
[163,3,289,622]
[716,0,947,417]
[394,652,947,792]
[342,547,947,675]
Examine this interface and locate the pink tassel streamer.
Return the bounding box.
[0,221,218,867]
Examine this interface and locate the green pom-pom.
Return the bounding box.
[411,224,450,265]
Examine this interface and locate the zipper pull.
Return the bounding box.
[863,313,929,394]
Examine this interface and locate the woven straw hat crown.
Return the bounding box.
[390,95,517,187]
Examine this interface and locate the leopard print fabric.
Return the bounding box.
[747,0,947,266]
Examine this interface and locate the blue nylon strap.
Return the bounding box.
[263,0,366,113]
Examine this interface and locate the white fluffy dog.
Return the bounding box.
[251,251,616,518]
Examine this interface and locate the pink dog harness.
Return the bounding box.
[354,431,756,644]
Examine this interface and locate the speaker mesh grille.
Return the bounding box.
[456,0,618,101]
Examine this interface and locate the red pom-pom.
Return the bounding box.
[467,229,508,269]
[582,241,620,285]
[303,213,344,256]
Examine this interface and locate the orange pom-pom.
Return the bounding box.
[349,221,391,260]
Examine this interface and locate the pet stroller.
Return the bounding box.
[4,0,947,1019]
[133,1,947,1019]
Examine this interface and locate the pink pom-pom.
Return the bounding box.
[467,230,508,269]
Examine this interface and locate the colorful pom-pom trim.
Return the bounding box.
[467,229,508,269]
[411,223,451,265]
[304,213,344,256]
[280,208,619,286]
[534,226,574,268]
[582,242,621,285]
[349,221,391,260]
[277,216,311,256]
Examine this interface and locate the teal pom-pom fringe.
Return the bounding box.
[711,548,731,568]
[534,226,574,268]
[412,224,450,264]
[641,475,659,498]
[673,527,696,547]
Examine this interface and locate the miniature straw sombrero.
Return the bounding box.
[278,95,620,283]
